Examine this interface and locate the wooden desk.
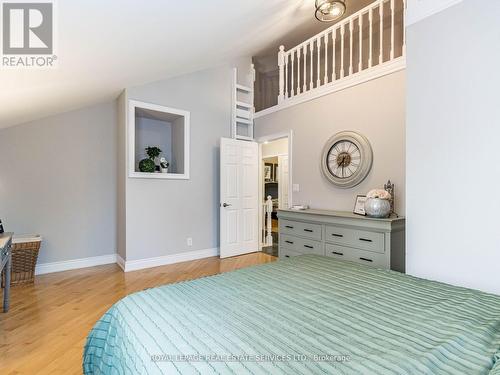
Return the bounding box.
[0,232,12,313]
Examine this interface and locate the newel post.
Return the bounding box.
[265,196,273,246]
[278,45,285,104]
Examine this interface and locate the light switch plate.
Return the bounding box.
[292,184,300,192]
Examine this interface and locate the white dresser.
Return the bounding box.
[278,209,405,272]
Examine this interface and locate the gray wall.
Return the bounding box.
[0,102,117,264]
[122,62,250,261]
[255,71,406,214]
[406,1,500,295]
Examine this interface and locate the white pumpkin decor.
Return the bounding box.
[365,189,392,218]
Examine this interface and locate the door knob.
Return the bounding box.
[222,203,232,207]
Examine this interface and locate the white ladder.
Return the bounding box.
[231,67,255,140]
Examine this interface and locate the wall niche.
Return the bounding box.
[128,100,190,179]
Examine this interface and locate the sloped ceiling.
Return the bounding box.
[0,0,368,128]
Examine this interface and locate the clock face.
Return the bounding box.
[327,140,361,179]
[320,131,373,189]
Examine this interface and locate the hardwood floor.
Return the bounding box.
[0,252,276,375]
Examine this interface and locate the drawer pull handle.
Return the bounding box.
[360,257,373,262]
[285,255,290,258]
[304,245,314,249]
[303,229,313,233]
[359,238,373,243]
[285,240,294,244]
[331,233,343,238]
[285,225,294,229]
[332,251,344,256]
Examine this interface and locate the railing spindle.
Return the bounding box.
[349,19,354,75]
[390,0,395,59]
[291,51,295,97]
[379,0,384,65]
[340,24,345,78]
[285,53,289,98]
[316,37,321,88]
[297,47,301,95]
[309,41,314,90]
[324,33,329,84]
[403,0,406,56]
[303,46,307,93]
[332,29,337,81]
[369,7,373,68]
[359,15,363,72]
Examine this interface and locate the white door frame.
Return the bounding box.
[257,130,293,250]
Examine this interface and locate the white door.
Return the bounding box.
[278,155,289,209]
[220,138,259,258]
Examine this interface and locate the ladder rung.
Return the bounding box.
[236,101,252,109]
[236,109,251,120]
[236,84,253,93]
[236,118,253,125]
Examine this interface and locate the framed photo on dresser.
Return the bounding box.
[353,195,367,216]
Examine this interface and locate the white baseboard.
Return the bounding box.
[116,254,126,271]
[34,248,219,275]
[35,254,118,275]
[122,248,219,272]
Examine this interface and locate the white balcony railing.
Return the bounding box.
[277,0,406,104]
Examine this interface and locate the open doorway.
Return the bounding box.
[258,132,292,257]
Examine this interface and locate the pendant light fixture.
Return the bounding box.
[315,0,347,22]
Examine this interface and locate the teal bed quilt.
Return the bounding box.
[83,255,500,374]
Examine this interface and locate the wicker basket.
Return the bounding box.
[5,235,42,286]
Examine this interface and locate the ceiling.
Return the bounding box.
[0,0,370,128]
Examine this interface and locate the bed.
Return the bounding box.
[84,255,500,374]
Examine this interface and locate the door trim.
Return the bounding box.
[257,130,293,250]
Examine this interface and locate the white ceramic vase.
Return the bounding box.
[364,198,391,218]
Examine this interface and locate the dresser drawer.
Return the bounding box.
[350,247,387,268]
[280,219,322,240]
[325,243,388,268]
[280,234,323,255]
[325,226,355,244]
[325,225,385,253]
[324,243,349,262]
[279,248,303,260]
[354,230,385,253]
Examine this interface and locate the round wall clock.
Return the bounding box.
[320,131,373,189]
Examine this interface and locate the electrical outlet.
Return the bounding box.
[187,237,193,246]
[292,184,300,192]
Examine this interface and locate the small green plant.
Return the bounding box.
[138,158,156,173]
[145,146,162,160]
[138,146,162,173]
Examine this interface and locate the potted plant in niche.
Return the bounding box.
[139,146,162,173]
